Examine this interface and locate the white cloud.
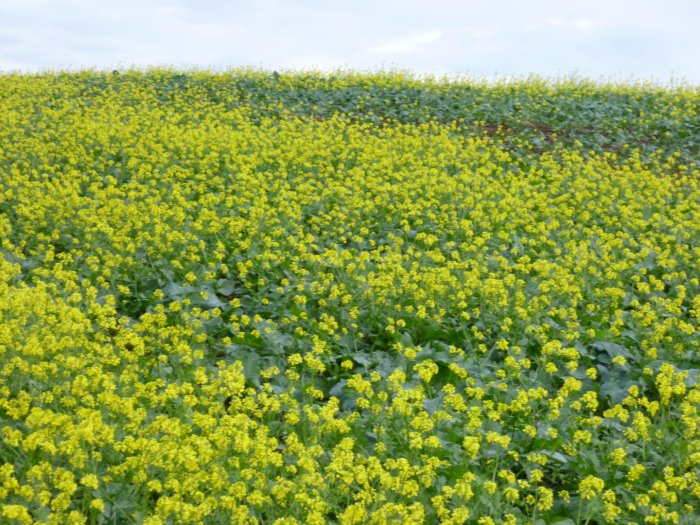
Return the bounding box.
[542,17,602,31]
[368,30,444,55]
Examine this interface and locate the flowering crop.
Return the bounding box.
[0,69,699,524]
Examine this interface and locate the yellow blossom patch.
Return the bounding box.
[0,70,699,523]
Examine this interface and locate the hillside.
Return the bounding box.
[1,70,699,524]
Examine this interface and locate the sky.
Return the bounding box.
[0,0,699,82]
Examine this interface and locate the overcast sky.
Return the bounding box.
[1,0,698,82]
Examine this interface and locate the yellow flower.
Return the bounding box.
[80,474,99,489]
[579,475,605,500]
[462,436,480,459]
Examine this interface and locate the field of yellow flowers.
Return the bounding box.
[0,70,699,524]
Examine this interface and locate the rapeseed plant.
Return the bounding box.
[0,69,699,523]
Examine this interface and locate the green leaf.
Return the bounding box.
[162,282,188,300]
[216,278,238,297]
[353,353,374,367]
[591,341,631,359]
[329,380,347,398]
